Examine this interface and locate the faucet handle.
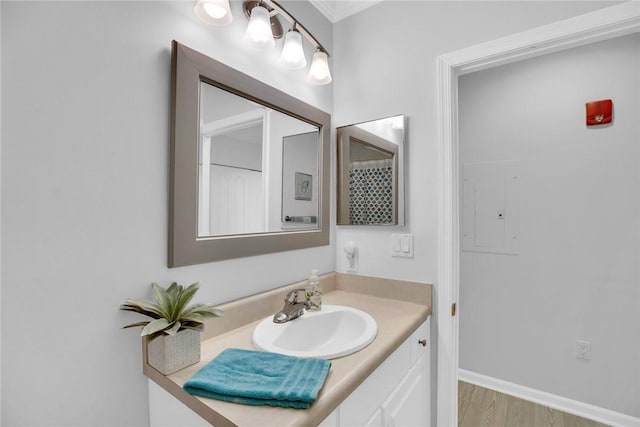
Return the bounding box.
[285,289,307,304]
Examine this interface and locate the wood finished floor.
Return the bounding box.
[458,381,610,427]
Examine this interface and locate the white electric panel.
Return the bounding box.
[462,161,519,255]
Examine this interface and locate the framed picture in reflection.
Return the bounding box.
[295,172,312,201]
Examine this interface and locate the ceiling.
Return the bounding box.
[309,0,383,23]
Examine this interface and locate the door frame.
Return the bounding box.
[435,3,640,426]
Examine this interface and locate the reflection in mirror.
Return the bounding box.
[337,115,405,226]
[281,132,319,228]
[198,82,319,237]
[169,41,330,267]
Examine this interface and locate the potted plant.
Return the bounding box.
[120,282,223,375]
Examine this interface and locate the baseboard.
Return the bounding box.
[458,369,640,427]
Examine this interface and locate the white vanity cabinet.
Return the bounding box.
[149,317,430,427]
[319,318,431,427]
[380,355,429,427]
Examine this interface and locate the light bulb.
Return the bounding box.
[307,50,332,85]
[204,3,226,18]
[280,29,306,70]
[194,0,233,26]
[244,5,275,50]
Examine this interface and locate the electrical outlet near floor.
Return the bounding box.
[576,340,591,360]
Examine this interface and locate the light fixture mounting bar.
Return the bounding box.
[262,0,330,56]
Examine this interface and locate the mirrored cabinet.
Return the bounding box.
[337,115,406,226]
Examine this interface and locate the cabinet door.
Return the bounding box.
[410,318,430,367]
[381,355,430,427]
[339,339,411,427]
[364,408,383,427]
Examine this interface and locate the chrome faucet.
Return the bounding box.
[273,289,310,323]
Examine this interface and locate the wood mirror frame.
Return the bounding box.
[169,41,330,267]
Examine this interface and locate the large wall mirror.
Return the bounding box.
[170,41,330,267]
[336,115,406,226]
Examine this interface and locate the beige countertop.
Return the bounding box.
[143,273,432,427]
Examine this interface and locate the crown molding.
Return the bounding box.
[309,0,383,23]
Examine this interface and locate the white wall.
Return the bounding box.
[211,135,263,171]
[331,1,617,424]
[1,1,332,426]
[0,0,3,419]
[458,33,640,417]
[332,1,614,280]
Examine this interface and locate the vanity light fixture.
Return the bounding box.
[307,49,332,85]
[280,25,307,70]
[243,3,276,50]
[194,0,332,85]
[194,0,233,26]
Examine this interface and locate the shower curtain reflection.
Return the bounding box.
[349,158,394,225]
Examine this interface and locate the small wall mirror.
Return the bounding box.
[170,41,330,267]
[336,115,406,226]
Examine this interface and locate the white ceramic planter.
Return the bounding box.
[147,329,201,375]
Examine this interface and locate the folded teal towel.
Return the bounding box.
[182,348,331,409]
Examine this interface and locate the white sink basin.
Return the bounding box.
[252,305,378,359]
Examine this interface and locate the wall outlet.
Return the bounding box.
[576,340,591,360]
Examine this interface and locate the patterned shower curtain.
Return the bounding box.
[349,159,394,224]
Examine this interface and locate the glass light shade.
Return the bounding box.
[307,50,332,85]
[194,0,233,26]
[243,5,275,50]
[280,30,307,70]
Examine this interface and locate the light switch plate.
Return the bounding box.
[391,234,414,258]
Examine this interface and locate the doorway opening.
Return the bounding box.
[436,3,640,426]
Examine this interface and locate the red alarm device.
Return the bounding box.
[586,99,612,126]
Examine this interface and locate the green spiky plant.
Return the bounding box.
[120,282,223,338]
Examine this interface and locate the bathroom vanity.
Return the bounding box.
[318,317,430,427]
[145,273,432,426]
